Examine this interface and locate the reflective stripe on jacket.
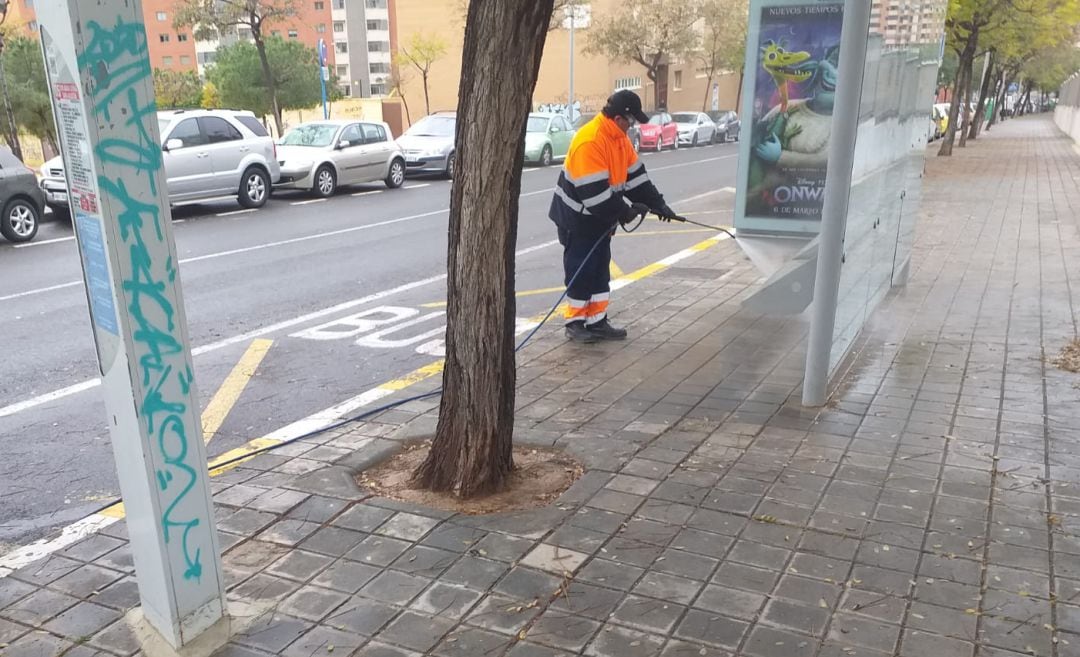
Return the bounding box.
[548,114,663,234]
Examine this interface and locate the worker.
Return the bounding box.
[548,89,679,343]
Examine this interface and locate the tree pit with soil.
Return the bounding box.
[356,440,583,515]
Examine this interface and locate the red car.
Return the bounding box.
[637,112,679,152]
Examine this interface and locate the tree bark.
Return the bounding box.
[1019,80,1032,115]
[422,69,431,115]
[939,41,975,157]
[702,71,714,112]
[412,0,554,498]
[252,24,284,136]
[958,57,974,148]
[735,70,744,113]
[988,72,1010,128]
[967,53,995,141]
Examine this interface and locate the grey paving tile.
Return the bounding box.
[674,608,749,650]
[611,594,687,633]
[526,609,602,652]
[281,624,365,657]
[464,594,541,635]
[0,588,80,627]
[323,595,399,636]
[278,584,349,622]
[358,571,430,606]
[585,624,665,657]
[431,626,513,657]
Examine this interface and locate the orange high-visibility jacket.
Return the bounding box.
[548,114,665,235]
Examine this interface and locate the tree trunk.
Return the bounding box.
[1019,80,1032,115]
[958,57,974,148]
[253,30,284,136]
[422,69,431,115]
[968,53,995,141]
[0,51,23,162]
[412,0,554,497]
[987,71,1007,129]
[939,42,975,157]
[735,70,744,112]
[702,71,714,112]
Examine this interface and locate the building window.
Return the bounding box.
[198,52,217,65]
[333,21,345,32]
[369,83,387,96]
[365,0,386,7]
[156,11,167,20]
[369,62,391,74]
[340,84,351,97]
[316,24,326,33]
[334,0,345,8]
[366,19,389,30]
[337,64,348,77]
[159,34,170,43]
[674,70,683,90]
[162,56,173,66]
[178,33,189,42]
[614,76,641,91]
[27,20,37,32]
[180,55,191,66]
[288,29,298,38]
[368,40,389,52]
[314,0,324,8]
[335,42,348,53]
[238,27,252,40]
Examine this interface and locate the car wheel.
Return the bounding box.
[691,133,698,148]
[673,135,679,150]
[49,206,71,222]
[313,164,337,197]
[540,145,553,167]
[445,152,456,179]
[385,158,406,189]
[238,167,270,208]
[655,135,663,152]
[0,198,39,243]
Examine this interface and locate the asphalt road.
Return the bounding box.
[0,141,740,550]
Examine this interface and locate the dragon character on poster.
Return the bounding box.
[746,3,843,221]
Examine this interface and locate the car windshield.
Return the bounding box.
[526,117,550,133]
[647,115,666,125]
[158,118,171,139]
[405,115,456,137]
[281,124,339,147]
[671,113,697,123]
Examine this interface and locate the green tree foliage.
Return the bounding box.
[173,0,298,134]
[207,37,330,122]
[399,32,449,116]
[586,0,701,109]
[201,81,221,109]
[2,35,55,153]
[153,69,203,109]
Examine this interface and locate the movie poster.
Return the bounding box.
[740,2,844,224]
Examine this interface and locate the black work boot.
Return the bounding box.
[587,318,628,340]
[565,321,599,343]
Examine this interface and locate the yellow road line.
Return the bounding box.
[202,339,273,443]
[609,259,625,278]
[614,228,712,237]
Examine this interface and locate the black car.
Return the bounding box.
[0,147,44,243]
[707,110,741,143]
[574,113,642,152]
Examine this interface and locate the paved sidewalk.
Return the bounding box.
[2,115,1080,657]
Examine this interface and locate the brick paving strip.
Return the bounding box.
[2,116,1080,657]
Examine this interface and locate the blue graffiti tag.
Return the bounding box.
[79,17,205,581]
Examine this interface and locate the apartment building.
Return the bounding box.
[331,0,394,98]
[870,0,947,48]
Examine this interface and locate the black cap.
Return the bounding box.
[606,89,649,124]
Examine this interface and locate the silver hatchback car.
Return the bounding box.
[40,109,281,215]
[275,120,406,197]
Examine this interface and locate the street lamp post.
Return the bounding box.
[0,0,24,161]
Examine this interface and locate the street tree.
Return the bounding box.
[173,0,298,135]
[154,69,203,109]
[695,0,749,112]
[412,0,555,497]
[399,32,449,116]
[1,34,55,155]
[586,0,701,109]
[388,52,413,125]
[201,81,222,109]
[207,37,331,124]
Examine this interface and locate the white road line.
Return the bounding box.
[403,183,431,189]
[0,513,117,576]
[0,281,83,302]
[0,238,563,419]
[650,154,738,172]
[677,187,737,206]
[521,187,556,198]
[216,208,257,217]
[290,199,327,206]
[351,190,383,197]
[13,236,76,249]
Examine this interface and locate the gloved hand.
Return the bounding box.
[655,203,685,222]
[621,202,650,226]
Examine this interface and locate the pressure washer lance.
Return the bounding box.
[653,212,737,240]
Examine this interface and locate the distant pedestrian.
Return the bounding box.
[548,89,679,343]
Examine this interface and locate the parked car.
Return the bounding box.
[524,113,575,166]
[0,147,44,243]
[396,112,457,178]
[672,112,716,147]
[638,112,678,151]
[276,120,405,197]
[574,113,641,151]
[707,110,741,142]
[40,109,280,216]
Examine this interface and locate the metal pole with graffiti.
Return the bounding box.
[37,0,226,650]
[319,38,329,120]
